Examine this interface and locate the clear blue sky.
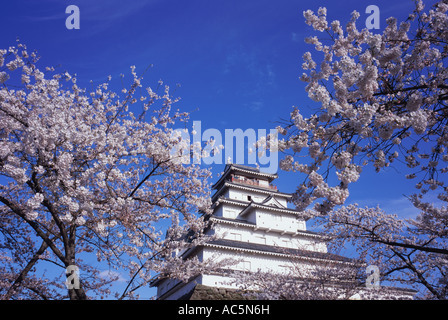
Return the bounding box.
[0,0,436,230]
[0,0,439,298]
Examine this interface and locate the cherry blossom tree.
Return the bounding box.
[319,203,447,299]
[231,257,364,300]
[0,42,217,300]
[272,0,448,299]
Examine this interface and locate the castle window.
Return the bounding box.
[229,232,242,241]
[255,236,266,244]
[235,260,251,271]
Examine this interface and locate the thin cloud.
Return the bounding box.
[352,190,445,221]
[71,0,159,22]
[99,270,127,282]
[20,0,160,27]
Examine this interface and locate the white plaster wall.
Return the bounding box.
[157,276,202,300]
[157,277,180,297]
[255,209,300,232]
[201,247,318,276]
[232,206,306,233]
[213,205,223,217]
[227,188,287,207]
[214,202,243,219]
[214,223,327,253]
[221,206,241,219]
[201,274,238,289]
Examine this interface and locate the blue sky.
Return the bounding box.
[1,0,440,298]
[1,0,421,135]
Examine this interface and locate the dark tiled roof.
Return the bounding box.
[209,215,256,226]
[228,163,261,173]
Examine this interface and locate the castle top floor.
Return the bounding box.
[212,164,279,192]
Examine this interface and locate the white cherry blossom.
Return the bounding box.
[0,42,217,300]
[268,0,448,299]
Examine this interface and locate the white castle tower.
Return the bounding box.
[152,164,354,299]
[152,164,414,300]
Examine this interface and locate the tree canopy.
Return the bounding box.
[273,0,448,299]
[0,42,215,299]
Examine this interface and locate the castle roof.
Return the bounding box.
[209,216,326,239]
[212,196,310,219]
[211,181,292,203]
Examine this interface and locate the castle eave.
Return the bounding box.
[212,164,278,190]
[209,216,326,239]
[211,182,292,203]
[203,239,356,265]
[214,197,309,220]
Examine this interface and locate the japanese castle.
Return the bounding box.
[152,164,415,300]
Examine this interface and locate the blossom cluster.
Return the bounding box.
[0,42,218,299]
[275,0,448,214]
[275,0,448,299]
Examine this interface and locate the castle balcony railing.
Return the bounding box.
[230,175,277,191]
